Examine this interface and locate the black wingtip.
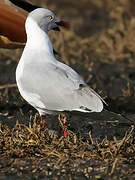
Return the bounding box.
[9,0,40,12]
[53,49,60,56]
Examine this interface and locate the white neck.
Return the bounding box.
[25,17,53,55]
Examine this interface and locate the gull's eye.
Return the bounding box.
[48,15,53,21]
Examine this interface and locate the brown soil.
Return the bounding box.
[0,0,135,179]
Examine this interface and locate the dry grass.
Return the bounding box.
[0,116,134,172]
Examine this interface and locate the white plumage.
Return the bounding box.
[16,8,104,116]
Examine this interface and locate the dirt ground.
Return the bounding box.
[0,0,135,179]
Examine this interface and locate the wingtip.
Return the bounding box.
[95,103,104,112]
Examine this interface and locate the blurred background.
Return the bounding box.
[0,0,135,116]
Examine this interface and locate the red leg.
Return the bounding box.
[62,123,68,137]
[58,114,68,137]
[41,115,45,134]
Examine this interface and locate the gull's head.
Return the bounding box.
[26,8,69,33]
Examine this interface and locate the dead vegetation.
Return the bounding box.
[0,113,135,178]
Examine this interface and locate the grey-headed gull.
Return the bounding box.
[16,8,105,136]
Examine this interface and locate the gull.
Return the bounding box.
[16,8,105,136]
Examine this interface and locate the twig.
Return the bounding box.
[89,131,94,145]
[0,83,17,90]
[110,158,118,175]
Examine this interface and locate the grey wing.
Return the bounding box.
[38,62,104,112]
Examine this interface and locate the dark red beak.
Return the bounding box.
[56,21,69,29]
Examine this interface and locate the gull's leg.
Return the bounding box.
[41,115,45,134]
[58,113,68,137]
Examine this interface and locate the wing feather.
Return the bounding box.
[39,62,104,112]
